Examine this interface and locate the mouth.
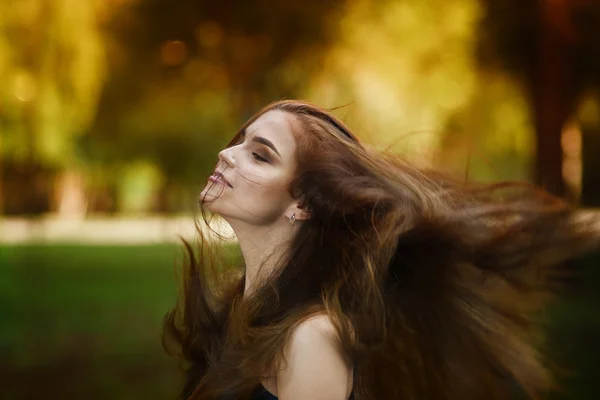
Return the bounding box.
[209,171,232,188]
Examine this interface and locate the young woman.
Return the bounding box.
[163,100,599,400]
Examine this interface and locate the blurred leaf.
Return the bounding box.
[0,0,106,167]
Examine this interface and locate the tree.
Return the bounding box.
[476,0,600,198]
[85,0,349,212]
[0,0,106,214]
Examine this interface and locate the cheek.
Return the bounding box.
[237,173,293,214]
[245,176,289,201]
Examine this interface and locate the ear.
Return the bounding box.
[288,201,311,221]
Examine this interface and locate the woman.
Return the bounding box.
[163,100,599,400]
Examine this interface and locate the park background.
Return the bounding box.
[1,0,600,398]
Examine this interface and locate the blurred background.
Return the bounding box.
[1,0,599,398]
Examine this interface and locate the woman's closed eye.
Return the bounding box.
[252,152,270,163]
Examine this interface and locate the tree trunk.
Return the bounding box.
[580,100,600,207]
[2,161,54,215]
[532,0,576,198]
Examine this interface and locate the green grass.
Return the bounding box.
[0,244,187,400]
[1,244,598,399]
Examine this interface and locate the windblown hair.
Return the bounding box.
[163,100,599,400]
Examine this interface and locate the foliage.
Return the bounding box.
[302,0,535,182]
[476,0,600,94]
[303,0,480,151]
[84,0,349,194]
[2,0,600,213]
[0,0,106,167]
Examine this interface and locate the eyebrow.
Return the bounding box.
[241,128,282,159]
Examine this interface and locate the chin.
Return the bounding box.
[198,190,219,209]
[201,195,229,214]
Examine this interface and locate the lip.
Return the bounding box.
[209,171,232,188]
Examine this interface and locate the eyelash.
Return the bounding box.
[252,152,269,163]
[233,136,270,163]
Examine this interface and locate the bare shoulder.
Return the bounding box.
[293,314,339,343]
[276,314,353,400]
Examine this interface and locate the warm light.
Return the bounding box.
[160,40,188,66]
[561,120,582,199]
[196,22,223,49]
[13,71,36,102]
[55,171,87,218]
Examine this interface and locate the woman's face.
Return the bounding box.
[200,110,301,226]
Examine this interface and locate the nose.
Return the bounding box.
[218,146,236,167]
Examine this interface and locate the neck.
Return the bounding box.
[226,218,295,297]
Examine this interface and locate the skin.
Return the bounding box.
[200,110,353,399]
[275,314,354,400]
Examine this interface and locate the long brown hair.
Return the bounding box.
[163,100,599,400]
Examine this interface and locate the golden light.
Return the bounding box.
[562,120,582,199]
[196,22,223,49]
[160,40,188,66]
[13,71,37,102]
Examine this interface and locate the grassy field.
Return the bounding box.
[1,244,598,399]
[0,244,186,400]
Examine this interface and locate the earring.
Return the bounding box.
[289,213,296,226]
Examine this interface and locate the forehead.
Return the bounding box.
[246,110,297,158]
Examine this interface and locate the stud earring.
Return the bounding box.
[289,213,296,226]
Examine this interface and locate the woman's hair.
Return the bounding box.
[163,100,599,400]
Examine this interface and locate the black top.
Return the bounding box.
[251,385,278,400]
[251,384,354,399]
